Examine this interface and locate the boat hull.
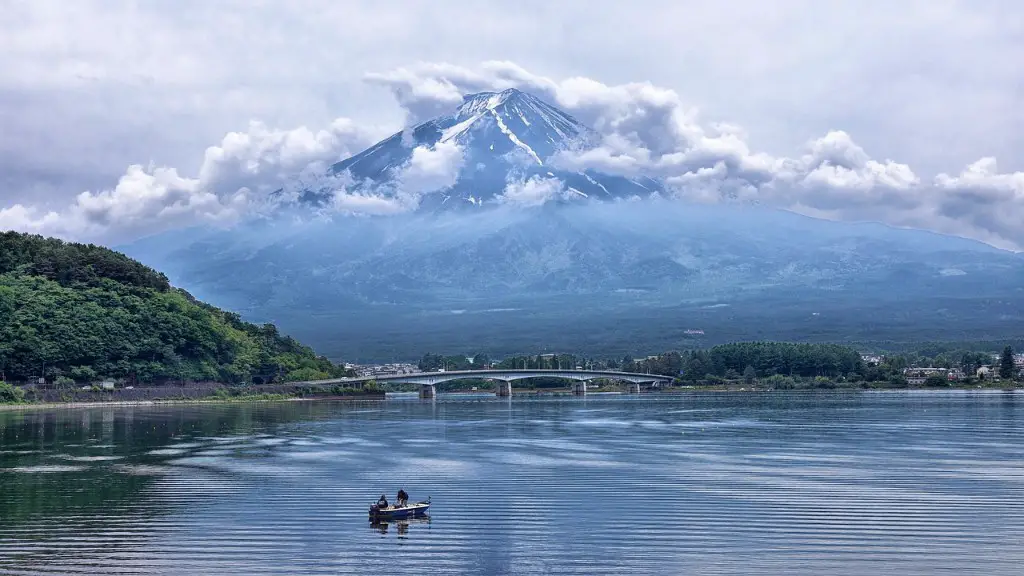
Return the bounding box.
[368,502,430,520]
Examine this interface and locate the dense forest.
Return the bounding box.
[0,232,350,386]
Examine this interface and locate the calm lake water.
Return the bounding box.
[1,392,1023,575]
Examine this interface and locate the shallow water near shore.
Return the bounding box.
[1,391,1022,575]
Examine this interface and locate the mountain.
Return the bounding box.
[117,89,1024,362]
[284,88,661,209]
[0,231,348,384]
[120,201,1024,362]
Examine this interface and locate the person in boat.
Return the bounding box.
[396,489,408,507]
[376,494,389,508]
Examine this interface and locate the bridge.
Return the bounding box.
[303,369,675,398]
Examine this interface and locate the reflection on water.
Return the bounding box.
[371,517,432,538]
[1,392,1023,575]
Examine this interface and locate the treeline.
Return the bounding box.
[421,343,868,379]
[416,341,1016,386]
[418,352,605,372]
[0,232,350,386]
[417,353,491,371]
[1,231,171,291]
[673,342,865,382]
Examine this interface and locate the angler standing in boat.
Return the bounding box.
[396,489,408,507]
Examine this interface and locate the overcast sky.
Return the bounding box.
[2,0,1022,248]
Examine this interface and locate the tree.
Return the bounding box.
[0,231,350,386]
[924,374,948,387]
[960,352,988,377]
[743,365,756,384]
[999,346,1015,379]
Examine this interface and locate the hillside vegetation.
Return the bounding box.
[0,232,349,385]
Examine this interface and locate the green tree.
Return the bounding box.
[960,352,988,377]
[0,232,349,386]
[999,346,1015,379]
[743,365,756,384]
[924,374,948,387]
[0,381,25,404]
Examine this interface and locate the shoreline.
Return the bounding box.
[3,386,1020,411]
[0,394,386,412]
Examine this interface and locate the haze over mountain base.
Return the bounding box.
[121,199,1024,363]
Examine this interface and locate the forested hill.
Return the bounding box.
[0,231,350,385]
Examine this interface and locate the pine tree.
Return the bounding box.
[743,365,757,384]
[999,346,1015,379]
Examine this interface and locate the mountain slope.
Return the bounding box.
[120,201,1024,362]
[0,232,348,384]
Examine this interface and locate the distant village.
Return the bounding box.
[346,363,420,378]
[860,352,1024,385]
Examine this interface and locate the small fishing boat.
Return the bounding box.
[368,497,431,521]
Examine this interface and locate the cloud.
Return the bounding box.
[366,61,1024,251]
[0,116,382,242]
[0,165,248,243]
[328,140,467,216]
[198,118,380,197]
[497,175,573,207]
[1,21,1023,250]
[331,189,413,216]
[396,140,465,194]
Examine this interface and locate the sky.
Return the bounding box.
[1,0,1023,249]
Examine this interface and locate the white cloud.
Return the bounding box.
[0,165,248,243]
[366,61,1024,250]
[198,118,380,197]
[331,190,413,216]
[395,140,465,195]
[2,1,1021,211]
[0,116,381,242]
[1,15,1023,250]
[497,175,573,207]
[324,140,467,216]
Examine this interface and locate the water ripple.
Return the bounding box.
[1,393,1022,575]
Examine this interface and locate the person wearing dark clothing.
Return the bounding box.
[397,489,408,507]
[377,494,389,508]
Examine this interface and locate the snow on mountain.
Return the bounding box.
[293,88,661,209]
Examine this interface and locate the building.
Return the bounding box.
[352,363,419,378]
[903,367,950,385]
[861,354,884,366]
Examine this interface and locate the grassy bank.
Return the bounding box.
[0,381,386,408]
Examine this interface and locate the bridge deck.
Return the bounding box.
[300,368,675,387]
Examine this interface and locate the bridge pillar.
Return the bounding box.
[626,382,640,394]
[572,381,587,396]
[495,381,512,397]
[419,383,436,399]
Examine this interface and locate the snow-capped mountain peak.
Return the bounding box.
[435,88,591,162]
[308,88,660,208]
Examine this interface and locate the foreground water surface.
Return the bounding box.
[1,392,1022,575]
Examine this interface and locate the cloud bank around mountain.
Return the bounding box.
[369,62,1024,251]
[2,59,1024,251]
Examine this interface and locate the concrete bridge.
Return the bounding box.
[304,369,675,399]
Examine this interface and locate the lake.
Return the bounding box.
[1,392,1023,575]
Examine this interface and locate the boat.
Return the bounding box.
[368,497,431,521]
